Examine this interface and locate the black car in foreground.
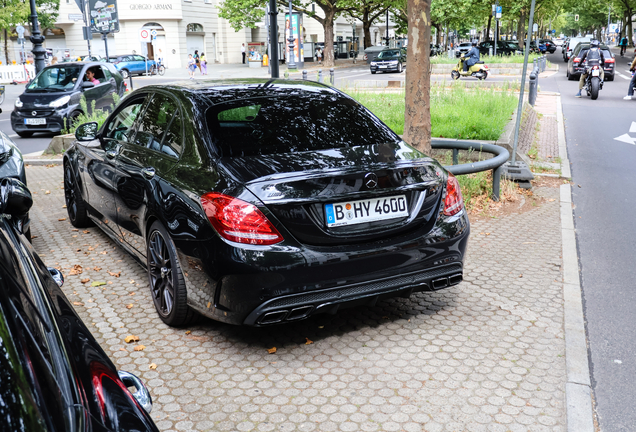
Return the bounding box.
[370,49,407,73]
[11,62,124,138]
[567,43,615,81]
[0,177,159,431]
[64,79,470,327]
[0,128,26,185]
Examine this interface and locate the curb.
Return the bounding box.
[561,184,595,432]
[556,94,572,179]
[24,158,63,166]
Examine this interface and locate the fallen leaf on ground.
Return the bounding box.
[58,218,67,221]
[71,229,78,232]
[69,265,83,275]
[91,281,106,287]
[108,271,121,277]
[45,190,50,194]
[30,235,38,239]
[149,363,157,370]
[73,301,84,306]
[126,304,134,309]
[267,347,277,354]
[119,348,127,351]
[305,338,313,345]
[124,335,140,343]
[83,230,90,234]
[62,205,66,208]
[107,281,113,284]
[87,299,94,303]
[185,330,192,335]
[134,345,145,351]
[93,266,102,271]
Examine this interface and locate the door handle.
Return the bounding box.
[142,167,156,179]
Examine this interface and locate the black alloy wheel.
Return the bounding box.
[63,163,92,228]
[146,221,197,327]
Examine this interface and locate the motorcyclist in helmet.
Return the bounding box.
[576,40,605,97]
[463,40,480,72]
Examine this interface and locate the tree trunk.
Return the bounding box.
[517,11,525,42]
[404,0,432,154]
[628,10,634,47]
[363,22,372,49]
[4,29,8,65]
[486,15,492,40]
[323,9,336,67]
[434,24,441,44]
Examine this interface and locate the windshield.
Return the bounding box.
[26,66,82,92]
[377,50,400,59]
[206,93,399,158]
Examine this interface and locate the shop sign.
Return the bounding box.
[130,3,173,10]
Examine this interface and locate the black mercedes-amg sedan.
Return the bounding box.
[63,79,470,327]
[0,177,158,431]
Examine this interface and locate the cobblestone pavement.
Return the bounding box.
[28,164,566,432]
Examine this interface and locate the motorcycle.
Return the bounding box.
[581,63,603,100]
[451,57,489,80]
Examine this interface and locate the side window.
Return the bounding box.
[134,55,146,62]
[101,66,112,81]
[134,94,181,157]
[104,98,146,143]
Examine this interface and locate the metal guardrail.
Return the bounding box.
[432,139,510,201]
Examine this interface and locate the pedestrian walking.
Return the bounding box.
[623,56,636,100]
[316,48,322,65]
[200,52,207,75]
[241,43,246,64]
[186,54,196,79]
[194,50,201,72]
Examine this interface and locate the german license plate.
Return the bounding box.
[379,65,387,69]
[325,195,410,227]
[591,69,600,76]
[25,118,46,125]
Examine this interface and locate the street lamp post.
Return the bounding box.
[29,0,46,73]
[287,0,296,70]
[385,9,389,46]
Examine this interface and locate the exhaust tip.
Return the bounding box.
[449,274,463,286]
[432,278,449,290]
[258,310,288,325]
[286,306,313,321]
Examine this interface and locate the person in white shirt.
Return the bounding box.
[241,43,246,64]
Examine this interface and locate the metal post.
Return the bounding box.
[302,70,307,80]
[492,166,502,201]
[102,32,110,62]
[330,68,334,85]
[268,0,279,78]
[128,75,133,90]
[318,69,323,83]
[494,0,499,56]
[28,0,46,73]
[452,149,459,165]
[83,0,92,57]
[528,71,537,106]
[287,0,296,70]
[510,0,537,164]
[386,9,389,46]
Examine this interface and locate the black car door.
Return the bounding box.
[113,92,182,260]
[97,65,118,111]
[80,94,147,237]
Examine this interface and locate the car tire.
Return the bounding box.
[567,71,576,81]
[371,70,376,74]
[120,69,129,79]
[16,132,33,138]
[67,111,81,129]
[63,162,93,228]
[146,221,198,327]
[397,63,403,73]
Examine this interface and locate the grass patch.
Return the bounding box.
[431,54,542,64]
[62,93,121,134]
[346,83,517,140]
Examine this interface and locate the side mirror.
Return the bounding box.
[75,122,99,142]
[81,81,95,90]
[0,178,32,219]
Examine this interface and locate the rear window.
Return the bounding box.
[206,92,399,158]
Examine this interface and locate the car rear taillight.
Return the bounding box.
[123,82,129,91]
[605,58,615,63]
[443,174,464,216]
[573,57,580,63]
[201,192,283,245]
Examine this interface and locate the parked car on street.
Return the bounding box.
[64,79,470,327]
[363,45,387,64]
[455,42,473,57]
[478,40,523,56]
[0,130,26,185]
[370,48,406,73]
[563,36,592,61]
[10,62,125,138]
[108,54,157,79]
[430,43,443,56]
[567,42,615,81]
[539,39,557,53]
[0,177,159,432]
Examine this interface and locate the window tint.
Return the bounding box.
[162,111,183,157]
[104,98,146,142]
[134,94,181,157]
[101,66,112,80]
[134,55,145,62]
[206,92,399,158]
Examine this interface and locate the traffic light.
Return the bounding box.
[575,14,579,22]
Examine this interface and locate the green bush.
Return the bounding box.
[430,53,541,64]
[63,93,121,134]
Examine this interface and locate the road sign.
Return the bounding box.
[15,25,25,37]
[150,29,157,37]
[533,23,538,32]
[552,29,556,34]
[68,13,84,21]
[496,5,502,19]
[139,28,151,42]
[89,0,120,33]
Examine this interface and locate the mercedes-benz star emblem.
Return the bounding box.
[364,172,378,189]
[32,111,37,117]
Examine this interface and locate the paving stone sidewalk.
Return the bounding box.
[28,164,566,432]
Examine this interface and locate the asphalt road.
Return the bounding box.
[541,49,636,431]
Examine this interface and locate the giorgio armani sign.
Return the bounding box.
[130,3,172,9]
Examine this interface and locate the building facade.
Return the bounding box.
[11,0,398,68]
